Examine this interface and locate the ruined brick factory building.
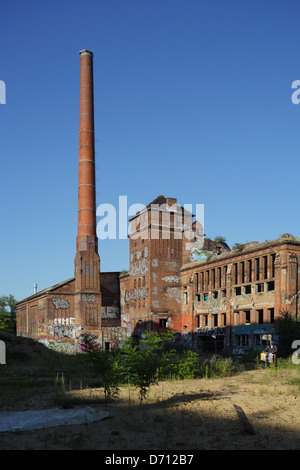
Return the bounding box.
[16,52,300,354]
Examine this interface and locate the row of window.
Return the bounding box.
[235,334,272,348]
[196,308,275,327]
[194,254,276,291]
[194,280,275,304]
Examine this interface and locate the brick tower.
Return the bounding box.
[74,50,102,337]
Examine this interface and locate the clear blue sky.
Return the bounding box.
[1,0,300,301]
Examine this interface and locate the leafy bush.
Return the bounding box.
[86,333,238,405]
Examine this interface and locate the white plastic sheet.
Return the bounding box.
[0,407,110,432]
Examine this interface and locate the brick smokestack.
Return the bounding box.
[77,49,97,253]
[74,50,101,336]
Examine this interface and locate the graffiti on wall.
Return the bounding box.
[124,287,148,302]
[190,249,213,262]
[151,258,160,309]
[48,317,80,339]
[165,287,181,304]
[52,298,70,309]
[82,294,96,302]
[165,261,180,272]
[162,275,180,283]
[102,306,119,319]
[130,247,150,277]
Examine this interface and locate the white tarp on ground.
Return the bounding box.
[0,407,110,432]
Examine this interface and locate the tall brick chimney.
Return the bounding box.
[74,50,101,337]
[76,49,97,253]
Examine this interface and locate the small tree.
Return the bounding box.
[214,236,227,244]
[232,243,244,252]
[0,295,16,333]
[88,348,122,408]
[121,331,173,404]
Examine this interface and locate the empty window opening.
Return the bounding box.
[234,263,238,284]
[206,270,210,289]
[221,289,227,298]
[224,266,228,286]
[195,294,201,302]
[257,283,264,293]
[244,285,251,294]
[255,258,260,281]
[235,286,242,296]
[271,253,276,278]
[159,318,168,328]
[241,261,245,284]
[245,311,251,324]
[218,267,222,288]
[201,272,204,291]
[258,309,264,324]
[263,256,268,279]
[248,259,252,282]
[269,308,274,323]
[267,281,274,291]
[212,269,216,289]
[203,293,209,302]
[212,291,218,299]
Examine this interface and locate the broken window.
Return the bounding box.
[212,269,216,289]
[248,259,252,282]
[257,283,264,293]
[235,286,242,296]
[267,281,274,291]
[263,256,268,279]
[234,263,238,285]
[255,258,260,281]
[244,285,251,294]
[241,261,245,284]
[271,253,275,278]
[218,267,222,288]
[159,318,167,328]
[224,265,227,286]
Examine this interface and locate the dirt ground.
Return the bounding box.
[0,367,300,451]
